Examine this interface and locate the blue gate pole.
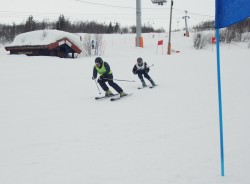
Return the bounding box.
[215,28,225,176]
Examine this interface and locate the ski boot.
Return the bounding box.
[119,91,127,97]
[149,79,156,87]
[105,89,114,97]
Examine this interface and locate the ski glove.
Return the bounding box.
[133,70,138,75]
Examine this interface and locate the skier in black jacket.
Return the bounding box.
[132,57,156,87]
[92,57,127,97]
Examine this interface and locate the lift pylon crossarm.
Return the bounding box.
[151,0,167,5]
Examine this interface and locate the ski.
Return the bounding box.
[110,93,132,101]
[149,85,157,88]
[138,85,157,89]
[95,94,118,100]
[138,86,147,90]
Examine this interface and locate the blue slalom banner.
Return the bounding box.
[215,0,250,28]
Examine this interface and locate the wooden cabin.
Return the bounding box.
[5,37,82,58]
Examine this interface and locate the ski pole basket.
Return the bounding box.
[151,0,167,5]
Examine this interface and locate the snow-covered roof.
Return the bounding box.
[8,30,81,48]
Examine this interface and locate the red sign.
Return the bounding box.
[212,37,216,43]
[158,40,163,45]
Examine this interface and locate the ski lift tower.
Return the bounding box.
[182,10,190,37]
[136,0,142,47]
[151,0,173,55]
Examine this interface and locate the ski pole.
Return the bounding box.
[103,78,136,82]
[94,79,101,94]
[148,64,154,68]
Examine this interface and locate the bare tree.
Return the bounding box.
[94,34,105,55]
[193,32,210,49]
[82,34,92,56]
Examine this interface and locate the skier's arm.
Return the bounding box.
[92,67,98,79]
[132,65,138,74]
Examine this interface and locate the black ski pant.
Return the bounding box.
[137,70,151,81]
[98,74,123,93]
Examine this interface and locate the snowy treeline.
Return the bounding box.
[0,15,163,45]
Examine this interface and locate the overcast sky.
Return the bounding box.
[0,0,215,30]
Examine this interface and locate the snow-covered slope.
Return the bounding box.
[0,31,250,184]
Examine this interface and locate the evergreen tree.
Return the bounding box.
[24,15,36,32]
[114,22,120,33]
[106,22,114,34]
[56,15,67,31]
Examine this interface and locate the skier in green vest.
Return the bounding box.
[92,57,127,97]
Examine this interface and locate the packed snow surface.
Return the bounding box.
[1,31,250,184]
